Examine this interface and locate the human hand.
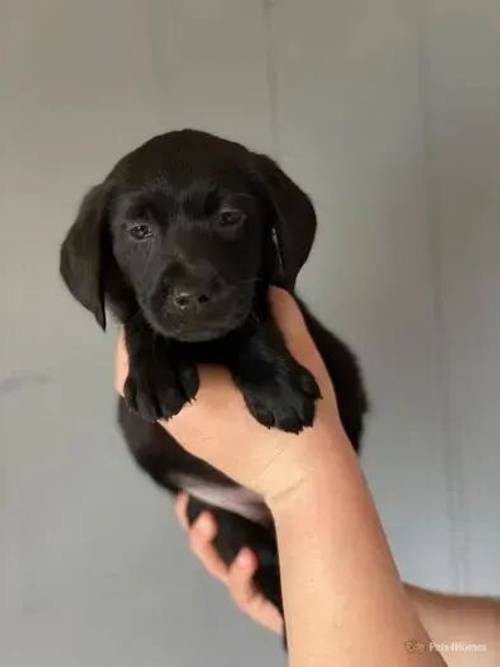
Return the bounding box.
[174,492,284,635]
[115,288,349,505]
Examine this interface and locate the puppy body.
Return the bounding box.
[60,129,368,631]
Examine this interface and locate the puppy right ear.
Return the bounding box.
[60,183,111,329]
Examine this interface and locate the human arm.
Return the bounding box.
[175,500,500,666]
[115,288,446,666]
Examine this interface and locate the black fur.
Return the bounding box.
[60,129,368,638]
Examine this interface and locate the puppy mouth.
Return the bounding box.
[170,317,245,342]
[146,293,254,342]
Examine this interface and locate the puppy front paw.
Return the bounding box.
[124,353,198,423]
[243,362,321,433]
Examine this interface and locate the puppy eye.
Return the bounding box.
[128,223,152,240]
[218,209,245,227]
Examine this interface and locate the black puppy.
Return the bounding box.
[60,129,367,632]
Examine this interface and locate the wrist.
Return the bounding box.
[254,427,358,518]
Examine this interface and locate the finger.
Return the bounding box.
[268,287,323,370]
[189,512,228,583]
[268,287,305,338]
[268,287,335,404]
[174,492,190,532]
[227,547,258,606]
[227,548,284,635]
[114,328,129,396]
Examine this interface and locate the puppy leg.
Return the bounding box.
[229,321,320,433]
[123,314,199,422]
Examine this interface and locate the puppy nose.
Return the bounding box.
[171,286,211,311]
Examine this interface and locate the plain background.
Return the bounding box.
[1,1,499,665]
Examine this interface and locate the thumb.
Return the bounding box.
[268,287,326,377]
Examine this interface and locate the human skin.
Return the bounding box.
[177,494,500,666]
[115,287,447,666]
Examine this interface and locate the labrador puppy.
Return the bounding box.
[60,129,368,636]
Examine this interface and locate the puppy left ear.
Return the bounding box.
[60,182,111,329]
[252,153,317,288]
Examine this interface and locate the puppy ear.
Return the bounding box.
[253,153,316,288]
[60,183,111,329]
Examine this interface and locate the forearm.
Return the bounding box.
[404,585,500,666]
[268,434,447,667]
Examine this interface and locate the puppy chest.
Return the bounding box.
[171,474,271,526]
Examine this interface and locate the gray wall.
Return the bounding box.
[1,1,499,665]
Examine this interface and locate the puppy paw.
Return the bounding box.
[124,354,199,423]
[243,363,321,433]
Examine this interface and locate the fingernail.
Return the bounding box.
[196,512,213,537]
[236,548,252,568]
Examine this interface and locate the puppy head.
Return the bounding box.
[60,130,316,341]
